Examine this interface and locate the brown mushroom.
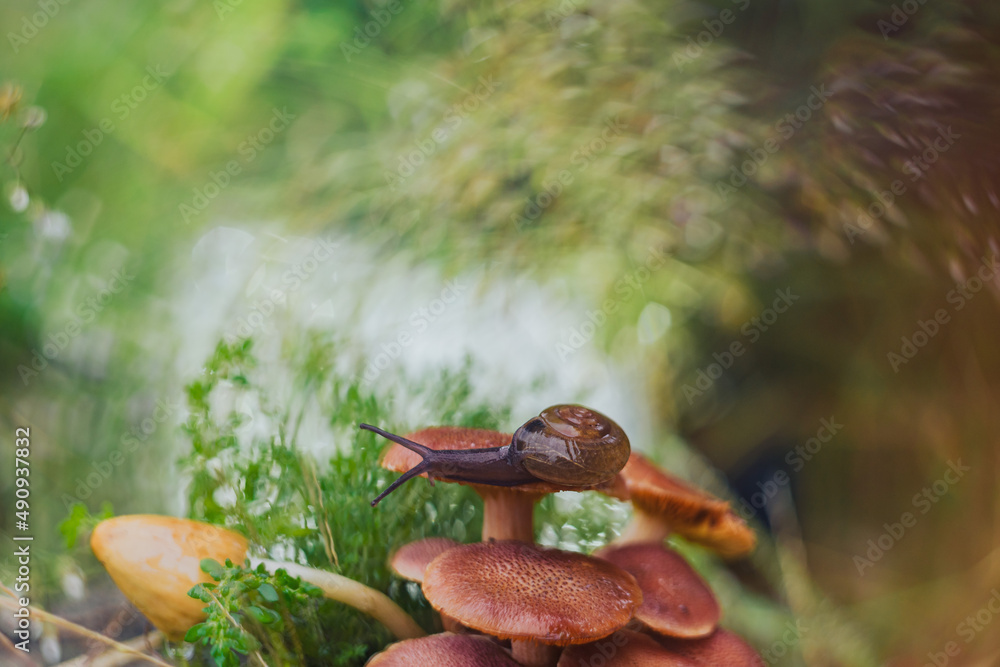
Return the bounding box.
[422,540,642,667]
[594,543,719,639]
[389,537,460,584]
[91,515,425,641]
[557,630,699,667]
[656,628,765,666]
[378,426,598,542]
[389,537,464,632]
[605,453,756,558]
[367,632,521,666]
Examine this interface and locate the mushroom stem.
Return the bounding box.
[510,639,560,667]
[440,615,466,633]
[480,488,539,542]
[249,558,425,640]
[615,508,672,545]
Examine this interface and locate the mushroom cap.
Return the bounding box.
[90,515,248,640]
[389,537,460,583]
[366,633,521,666]
[594,543,719,639]
[422,541,642,646]
[380,426,616,495]
[607,453,756,557]
[656,628,765,666]
[557,630,699,666]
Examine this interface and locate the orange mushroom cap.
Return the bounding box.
[558,630,699,667]
[389,537,460,583]
[422,541,642,646]
[367,632,521,666]
[656,628,765,666]
[594,543,719,639]
[607,453,756,557]
[90,515,248,641]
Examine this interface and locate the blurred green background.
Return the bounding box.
[2,0,1000,664]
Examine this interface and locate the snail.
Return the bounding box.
[360,404,631,506]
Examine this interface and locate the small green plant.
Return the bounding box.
[186,558,324,667]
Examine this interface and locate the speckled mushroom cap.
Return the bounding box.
[607,453,756,557]
[594,543,719,639]
[422,541,642,645]
[558,630,699,667]
[379,426,615,494]
[389,537,460,583]
[366,633,521,667]
[657,628,765,666]
[90,515,248,641]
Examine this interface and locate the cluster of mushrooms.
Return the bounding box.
[362,404,763,666]
[89,404,763,666]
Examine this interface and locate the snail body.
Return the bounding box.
[360,404,630,506]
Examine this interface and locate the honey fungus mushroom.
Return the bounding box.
[558,630,699,667]
[657,628,766,666]
[366,633,521,667]
[421,540,642,667]
[389,537,464,633]
[605,452,756,558]
[561,628,764,667]
[90,515,425,641]
[595,543,720,639]
[364,404,628,542]
[389,537,459,584]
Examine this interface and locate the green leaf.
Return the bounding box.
[246,605,281,624]
[184,623,206,642]
[257,582,279,602]
[200,558,225,580]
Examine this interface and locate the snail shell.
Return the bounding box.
[510,404,630,486]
